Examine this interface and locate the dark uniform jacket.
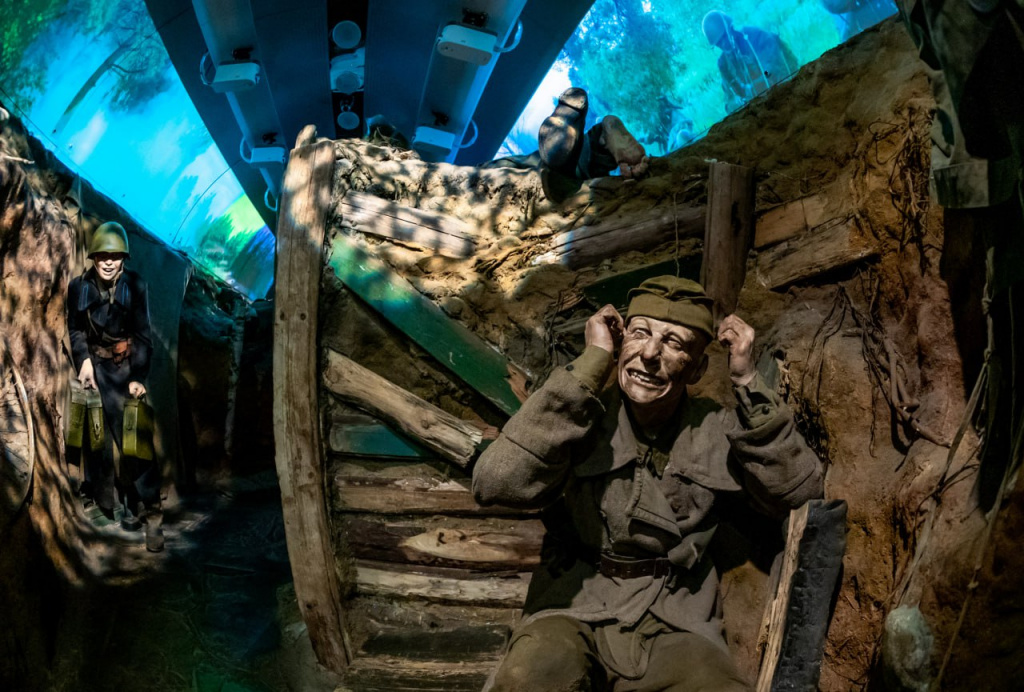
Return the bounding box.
[68,267,152,448]
[473,346,823,649]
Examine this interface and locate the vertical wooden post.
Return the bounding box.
[273,126,351,671]
[700,162,755,320]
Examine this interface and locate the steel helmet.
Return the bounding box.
[702,11,733,48]
[88,221,130,258]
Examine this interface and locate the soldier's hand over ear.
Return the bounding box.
[79,359,97,390]
[718,314,756,387]
[585,304,624,355]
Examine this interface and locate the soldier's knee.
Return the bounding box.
[488,617,596,692]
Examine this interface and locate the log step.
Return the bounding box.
[339,657,494,692]
[340,514,544,572]
[332,462,534,516]
[355,562,530,607]
[359,624,508,662]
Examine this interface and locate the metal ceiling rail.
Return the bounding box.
[192,0,286,207]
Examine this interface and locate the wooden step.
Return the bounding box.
[339,514,544,572]
[355,561,530,607]
[339,657,495,692]
[332,461,534,516]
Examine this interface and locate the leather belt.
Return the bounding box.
[89,339,132,365]
[599,554,673,579]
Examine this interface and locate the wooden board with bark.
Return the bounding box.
[323,348,482,469]
[338,190,478,259]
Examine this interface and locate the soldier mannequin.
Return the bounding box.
[473,277,822,691]
[68,222,163,551]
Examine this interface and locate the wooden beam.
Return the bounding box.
[753,219,877,290]
[338,515,544,571]
[754,185,838,249]
[338,191,478,259]
[326,232,521,415]
[756,504,810,692]
[323,349,481,469]
[333,471,534,516]
[532,204,705,269]
[355,563,530,606]
[273,128,350,671]
[701,162,755,318]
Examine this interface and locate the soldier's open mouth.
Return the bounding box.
[627,369,665,387]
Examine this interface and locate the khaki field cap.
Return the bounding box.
[626,276,715,340]
[88,221,130,258]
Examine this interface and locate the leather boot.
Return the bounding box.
[120,501,143,532]
[538,87,589,176]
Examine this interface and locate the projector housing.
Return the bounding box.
[210,62,261,93]
[436,24,496,66]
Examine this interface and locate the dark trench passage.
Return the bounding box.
[67,471,338,692]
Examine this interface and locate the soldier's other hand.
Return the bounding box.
[718,314,756,387]
[129,382,146,399]
[79,359,97,390]
[585,304,624,355]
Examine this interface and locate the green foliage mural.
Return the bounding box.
[502,0,895,158]
[1,0,67,103]
[0,0,275,298]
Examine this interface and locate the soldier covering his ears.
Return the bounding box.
[473,277,822,691]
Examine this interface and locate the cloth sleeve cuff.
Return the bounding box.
[564,346,615,395]
[733,370,780,429]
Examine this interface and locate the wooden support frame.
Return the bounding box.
[338,190,478,259]
[273,126,351,672]
[533,204,706,269]
[323,348,482,469]
[753,218,877,290]
[326,232,522,415]
[700,162,755,319]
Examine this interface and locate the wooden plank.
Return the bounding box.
[753,219,877,290]
[329,421,432,459]
[326,232,521,415]
[340,658,495,692]
[532,204,705,269]
[323,349,481,469]
[355,564,530,606]
[756,504,810,692]
[339,191,478,259]
[333,473,534,516]
[358,625,508,662]
[272,129,350,671]
[338,515,544,571]
[700,162,755,318]
[754,183,839,249]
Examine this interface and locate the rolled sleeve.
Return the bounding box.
[733,371,780,430]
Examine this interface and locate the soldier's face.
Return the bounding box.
[93,253,125,284]
[617,316,708,411]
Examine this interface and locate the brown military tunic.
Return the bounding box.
[473,346,823,682]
